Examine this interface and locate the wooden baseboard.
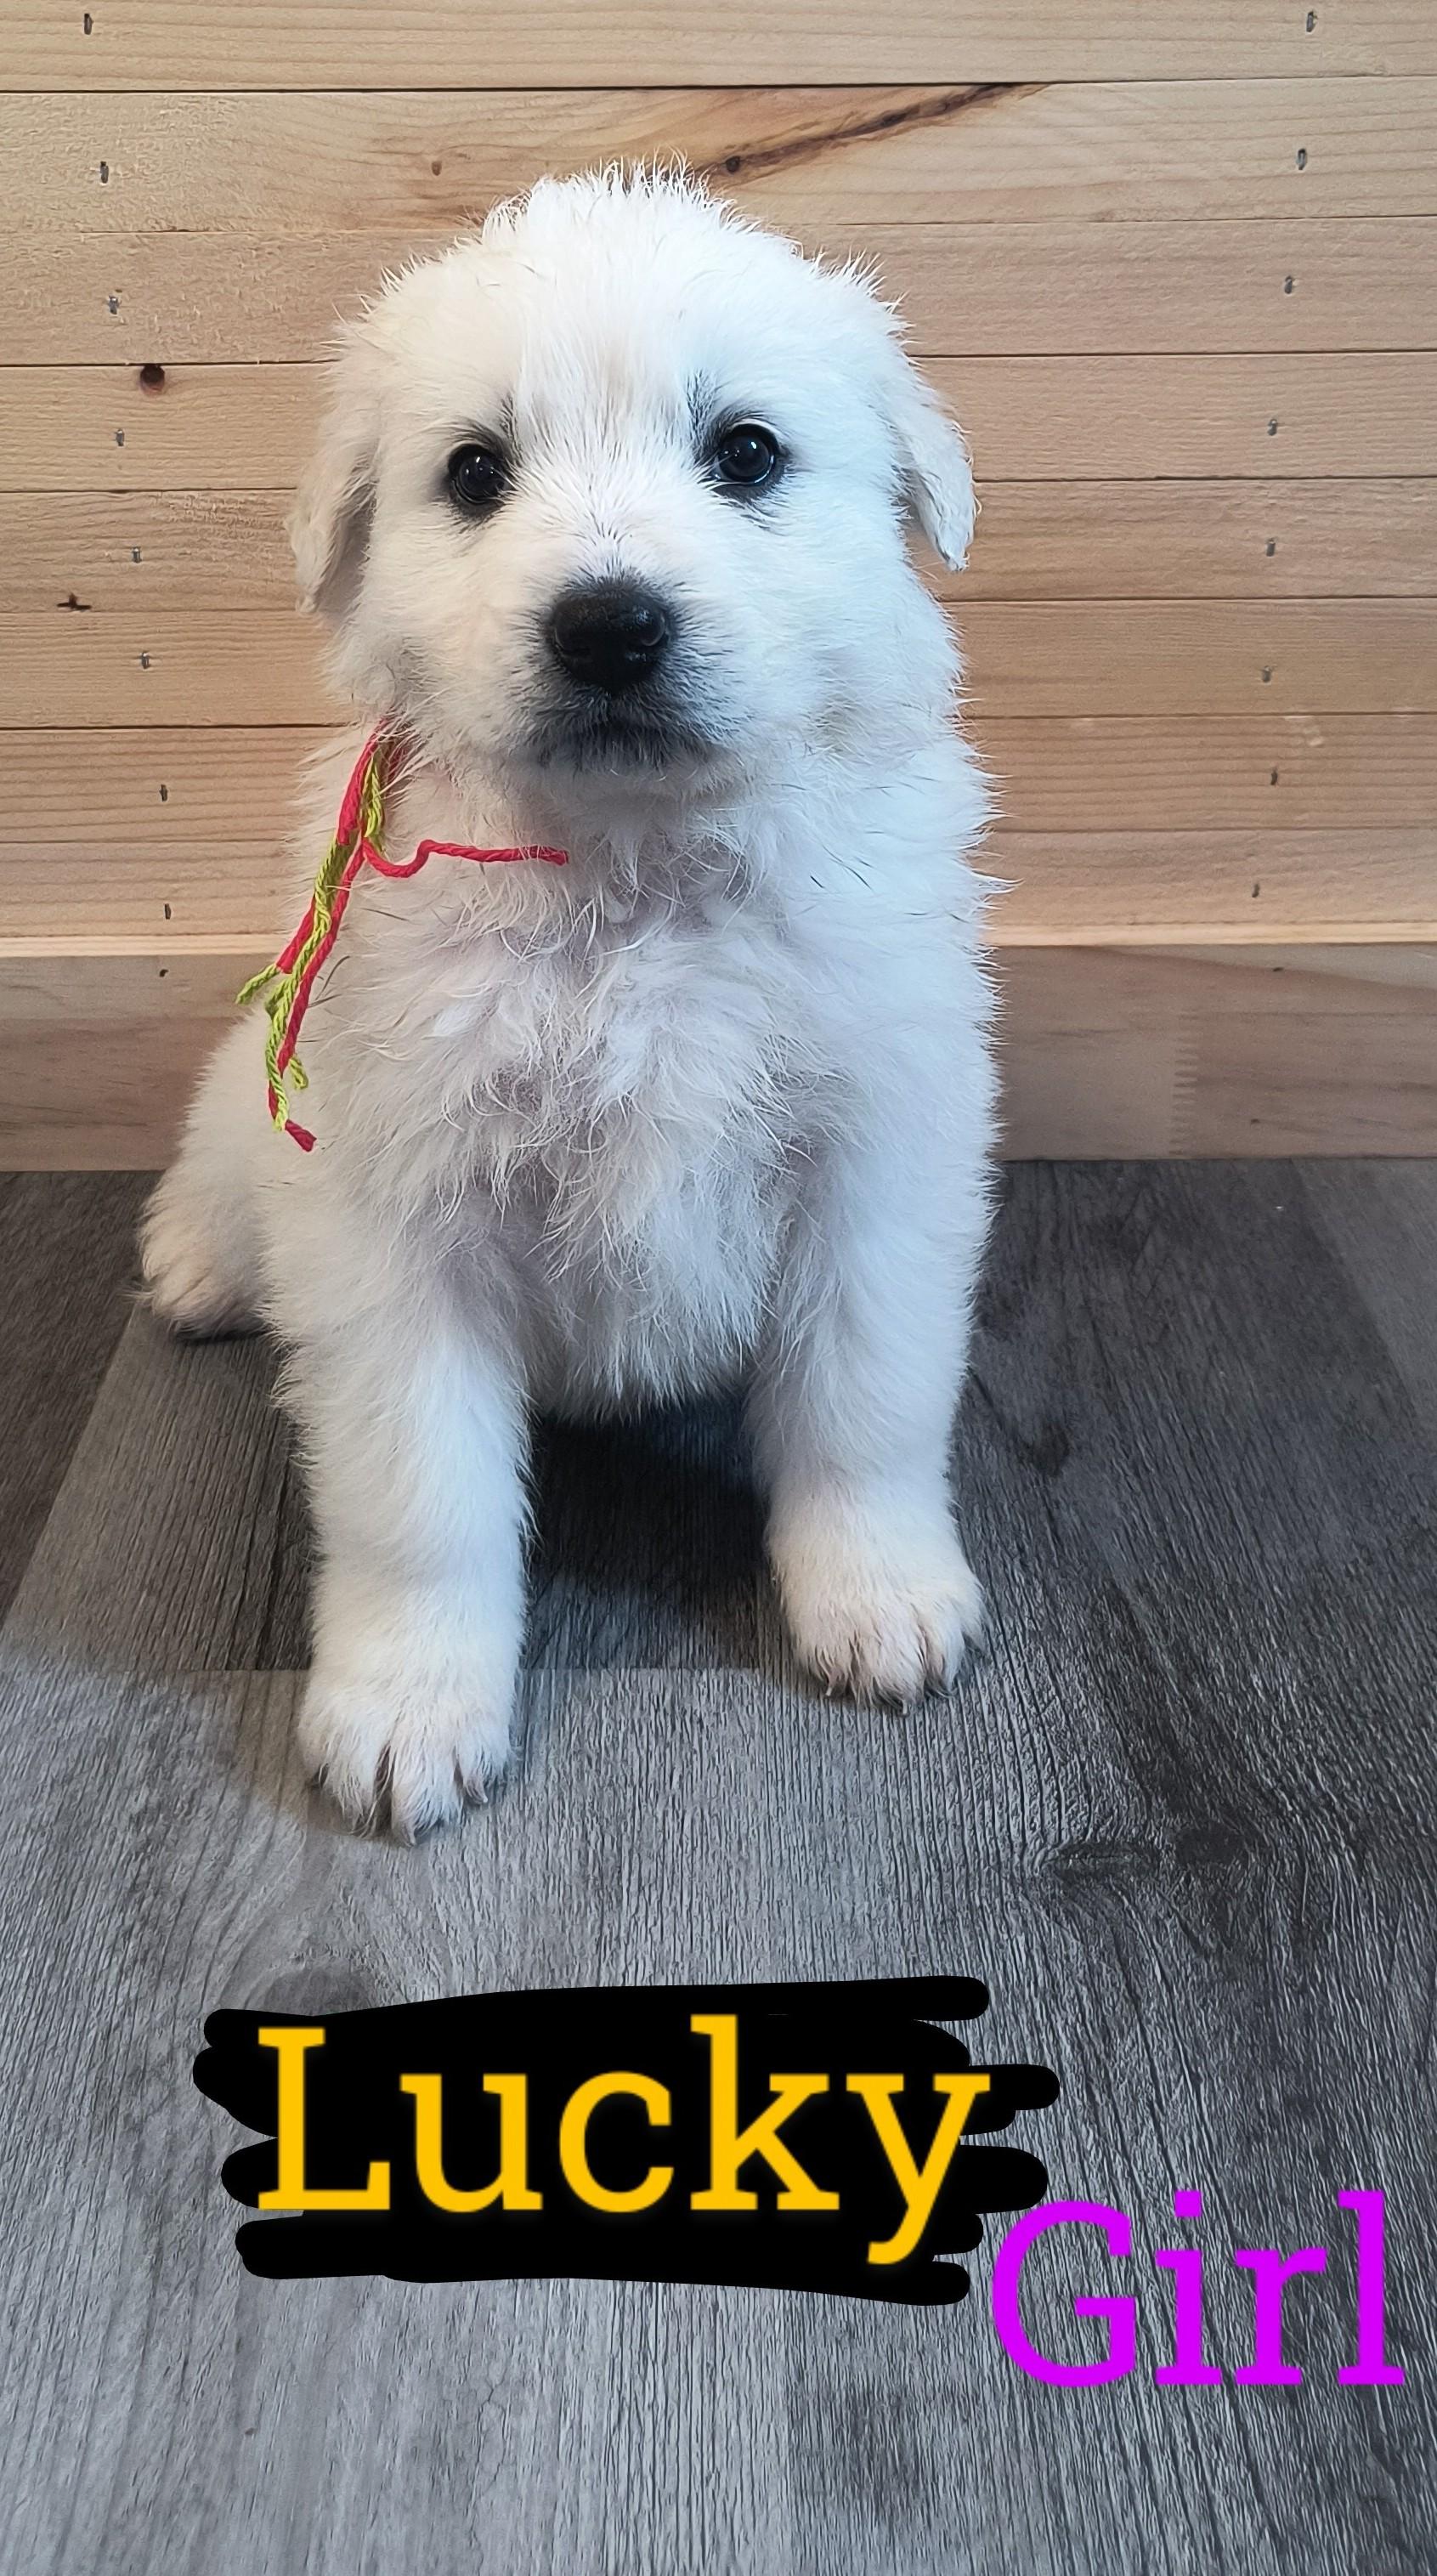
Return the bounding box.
[1,941,1431,1168]
[996,943,1437,1154]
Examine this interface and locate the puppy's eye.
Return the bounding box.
[446,443,511,516]
[710,423,782,495]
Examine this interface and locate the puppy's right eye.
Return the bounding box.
[446,444,510,516]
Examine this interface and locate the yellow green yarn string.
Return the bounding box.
[235,732,391,1144]
[234,728,567,1152]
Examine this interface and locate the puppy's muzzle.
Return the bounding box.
[546,580,672,695]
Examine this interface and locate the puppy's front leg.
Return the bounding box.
[750,1130,989,1705]
[290,1308,528,1840]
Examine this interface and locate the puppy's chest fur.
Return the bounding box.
[361,882,824,1406]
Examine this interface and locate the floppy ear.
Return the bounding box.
[287,343,381,620]
[886,364,977,573]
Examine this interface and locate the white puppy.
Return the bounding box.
[143,170,996,1839]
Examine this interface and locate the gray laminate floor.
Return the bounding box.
[1,1163,1434,2576]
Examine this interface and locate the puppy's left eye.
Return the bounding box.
[446,443,511,516]
[710,424,783,495]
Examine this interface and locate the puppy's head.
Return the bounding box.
[293,171,974,803]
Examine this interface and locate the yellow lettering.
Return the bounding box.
[257,2025,391,2211]
[559,2072,673,2213]
[690,2013,839,2211]
[847,2071,991,2264]
[401,2072,541,2212]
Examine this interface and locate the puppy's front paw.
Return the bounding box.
[772,1493,985,1707]
[298,1608,516,1841]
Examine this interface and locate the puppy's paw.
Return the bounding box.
[140,1175,257,1337]
[298,1588,518,1842]
[298,1662,512,1843]
[772,1493,985,1707]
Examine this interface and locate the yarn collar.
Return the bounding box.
[237,728,568,1151]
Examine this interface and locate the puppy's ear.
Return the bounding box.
[886,365,976,574]
[288,341,380,620]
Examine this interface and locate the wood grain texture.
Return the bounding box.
[6,0,1434,88]
[0,492,295,615]
[0,844,291,944]
[959,600,1437,717]
[2,728,318,841]
[9,356,1434,491]
[11,717,1437,841]
[1,1163,1434,2571]
[965,478,1437,601]
[0,363,322,492]
[979,713,1437,829]
[2,28,1432,1163]
[990,829,1437,938]
[1300,1157,1437,1430]
[12,218,1437,362]
[2,944,1430,1165]
[8,478,1436,613]
[4,1317,310,1673]
[0,1171,145,1614]
[999,942,1437,1153]
[8,82,1437,229]
[8,599,1433,726]
[3,829,1431,949]
[0,950,238,1167]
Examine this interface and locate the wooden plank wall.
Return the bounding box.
[1,2,1434,1163]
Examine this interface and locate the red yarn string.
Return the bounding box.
[260,732,567,1150]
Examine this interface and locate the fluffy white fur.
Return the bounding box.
[142,171,997,1839]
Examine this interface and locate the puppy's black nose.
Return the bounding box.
[546,580,671,694]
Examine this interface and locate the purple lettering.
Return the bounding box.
[1233,2244,1327,2385]
[1338,2190,1404,2386]
[992,2200,1135,2386]
[1154,2188,1223,2386]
